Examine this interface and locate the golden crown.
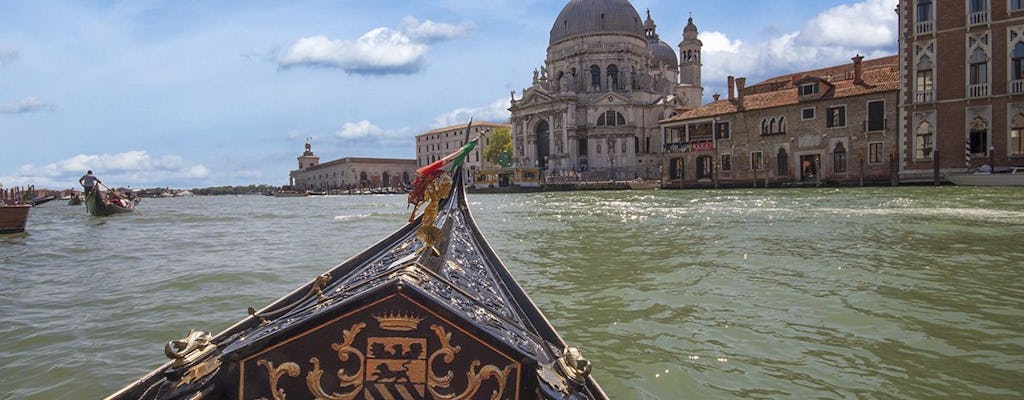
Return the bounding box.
[373,311,424,331]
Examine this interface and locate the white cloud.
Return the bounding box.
[277,17,470,74]
[430,98,510,128]
[2,151,209,189]
[336,120,386,139]
[0,46,18,66]
[0,97,54,114]
[697,0,897,101]
[401,17,473,43]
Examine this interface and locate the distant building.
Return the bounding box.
[509,0,702,182]
[898,0,1024,181]
[660,55,900,187]
[415,122,512,184]
[288,142,416,191]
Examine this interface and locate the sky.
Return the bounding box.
[0,0,899,189]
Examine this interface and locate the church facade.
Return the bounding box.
[509,0,703,181]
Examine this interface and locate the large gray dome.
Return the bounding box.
[549,0,645,45]
[652,40,678,68]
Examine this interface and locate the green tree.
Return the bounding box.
[483,127,512,167]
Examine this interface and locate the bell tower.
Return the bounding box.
[677,15,703,107]
[297,140,319,170]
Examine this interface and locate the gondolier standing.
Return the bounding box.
[79,170,101,195]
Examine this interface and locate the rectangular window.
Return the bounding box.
[801,107,815,120]
[1012,128,1024,155]
[970,0,986,12]
[916,132,934,159]
[970,62,988,85]
[750,151,763,170]
[1012,0,1024,11]
[869,142,884,164]
[826,106,846,128]
[833,149,847,173]
[715,122,731,140]
[867,100,885,131]
[916,69,933,101]
[917,0,932,22]
[799,83,818,96]
[578,138,588,156]
[720,154,732,171]
[597,143,601,154]
[970,130,988,155]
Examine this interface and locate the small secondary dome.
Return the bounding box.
[549,0,645,45]
[652,40,678,68]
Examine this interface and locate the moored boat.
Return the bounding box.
[106,122,605,400]
[85,187,137,216]
[0,204,30,234]
[271,189,309,197]
[945,166,1024,186]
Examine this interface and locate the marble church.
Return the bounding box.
[509,0,703,180]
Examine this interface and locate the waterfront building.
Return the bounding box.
[660,55,901,187]
[898,0,1024,181]
[509,0,702,182]
[288,142,417,191]
[415,121,512,185]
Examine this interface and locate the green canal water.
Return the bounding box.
[1,187,1022,399]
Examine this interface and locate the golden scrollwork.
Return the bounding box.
[416,175,453,255]
[305,322,366,399]
[177,356,221,387]
[427,325,515,400]
[256,360,300,400]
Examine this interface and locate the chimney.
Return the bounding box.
[727,76,735,101]
[852,54,864,84]
[735,77,746,109]
[712,93,720,101]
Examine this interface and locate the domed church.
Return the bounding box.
[509,0,703,180]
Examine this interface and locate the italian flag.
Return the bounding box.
[407,134,478,217]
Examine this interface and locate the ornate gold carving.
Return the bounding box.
[164,329,214,367]
[373,312,424,331]
[177,356,221,387]
[304,322,366,399]
[257,360,300,400]
[415,175,452,255]
[427,325,515,400]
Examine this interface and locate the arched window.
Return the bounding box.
[597,110,626,126]
[916,120,933,159]
[761,119,769,135]
[590,65,601,91]
[607,64,619,90]
[360,171,368,182]
[833,142,847,173]
[969,48,988,85]
[777,148,789,176]
[769,118,777,134]
[778,117,786,133]
[1012,42,1024,82]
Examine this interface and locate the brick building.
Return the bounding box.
[660,55,901,187]
[898,0,1024,181]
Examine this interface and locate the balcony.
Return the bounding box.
[968,11,989,26]
[1011,79,1024,95]
[969,83,990,98]
[915,90,934,103]
[915,20,933,35]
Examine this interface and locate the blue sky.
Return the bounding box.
[0,0,898,189]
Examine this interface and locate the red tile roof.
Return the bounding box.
[663,55,899,122]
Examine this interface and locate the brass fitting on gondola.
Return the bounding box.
[164,329,214,367]
[558,346,592,386]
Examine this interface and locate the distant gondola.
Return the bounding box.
[0,204,30,234]
[85,186,137,216]
[106,122,605,400]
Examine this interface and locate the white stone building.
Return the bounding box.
[508,0,704,181]
[289,142,417,191]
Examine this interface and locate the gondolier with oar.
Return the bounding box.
[78,170,102,195]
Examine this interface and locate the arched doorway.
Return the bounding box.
[535,120,550,169]
[777,148,789,176]
[696,155,713,180]
[382,172,391,188]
